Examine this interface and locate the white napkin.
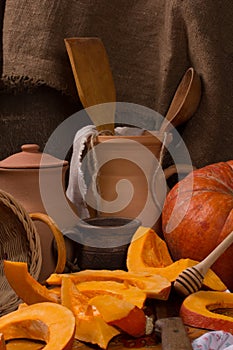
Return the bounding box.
[192,331,233,350]
[66,125,97,219]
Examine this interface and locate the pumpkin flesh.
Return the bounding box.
[89,295,146,337]
[75,281,146,308]
[3,261,59,305]
[180,291,233,333]
[46,268,171,300]
[3,339,44,349]
[126,226,226,292]
[61,275,92,315]
[127,256,226,293]
[0,303,75,350]
[126,226,173,268]
[61,276,119,349]
[75,315,119,350]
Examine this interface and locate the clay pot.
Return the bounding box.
[0,144,76,281]
[84,132,189,233]
[64,216,141,270]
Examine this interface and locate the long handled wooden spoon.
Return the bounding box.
[64,37,116,133]
[174,230,233,297]
[159,67,201,134]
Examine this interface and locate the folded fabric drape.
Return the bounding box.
[1,0,233,168]
[192,331,233,350]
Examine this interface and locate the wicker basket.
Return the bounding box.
[0,190,42,316]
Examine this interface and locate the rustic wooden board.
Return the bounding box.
[4,296,208,349]
[5,326,207,350]
[5,336,161,350]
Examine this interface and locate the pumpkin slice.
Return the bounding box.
[61,277,119,349]
[3,339,44,349]
[61,276,92,315]
[89,295,146,337]
[0,334,6,350]
[75,315,119,349]
[127,258,227,292]
[53,278,149,308]
[0,302,75,350]
[4,260,59,304]
[125,226,226,292]
[127,226,173,268]
[74,281,146,308]
[18,303,29,310]
[46,269,171,300]
[180,291,233,333]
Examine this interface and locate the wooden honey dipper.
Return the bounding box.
[174,230,233,296]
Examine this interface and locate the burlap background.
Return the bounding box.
[0,0,232,167]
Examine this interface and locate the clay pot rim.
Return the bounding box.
[77,216,141,230]
[63,216,141,249]
[97,132,165,141]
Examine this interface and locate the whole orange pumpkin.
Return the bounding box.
[162,161,233,291]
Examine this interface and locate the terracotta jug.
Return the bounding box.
[84,132,193,234]
[0,144,77,281]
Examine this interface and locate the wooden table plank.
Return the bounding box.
[4,294,208,350]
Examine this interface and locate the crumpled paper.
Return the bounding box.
[192,331,233,350]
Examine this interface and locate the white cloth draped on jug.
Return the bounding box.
[66,125,168,222]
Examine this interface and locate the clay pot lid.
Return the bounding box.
[0,144,68,169]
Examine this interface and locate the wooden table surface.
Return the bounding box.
[5,327,207,350]
[4,293,208,350]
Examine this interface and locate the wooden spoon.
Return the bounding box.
[174,230,233,297]
[64,37,116,133]
[159,67,201,134]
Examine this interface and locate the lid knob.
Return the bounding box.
[21,144,40,153]
[0,144,68,169]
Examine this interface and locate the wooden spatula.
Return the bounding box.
[64,37,116,133]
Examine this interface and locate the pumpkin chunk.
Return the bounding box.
[61,276,92,315]
[0,302,75,350]
[61,277,119,349]
[2,339,44,349]
[127,226,173,268]
[4,261,59,305]
[128,258,227,292]
[46,269,171,300]
[53,278,147,308]
[180,291,233,333]
[126,231,227,294]
[75,315,119,349]
[126,226,226,292]
[89,295,146,337]
[73,280,146,308]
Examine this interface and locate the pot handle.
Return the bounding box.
[164,164,195,183]
[29,212,66,274]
